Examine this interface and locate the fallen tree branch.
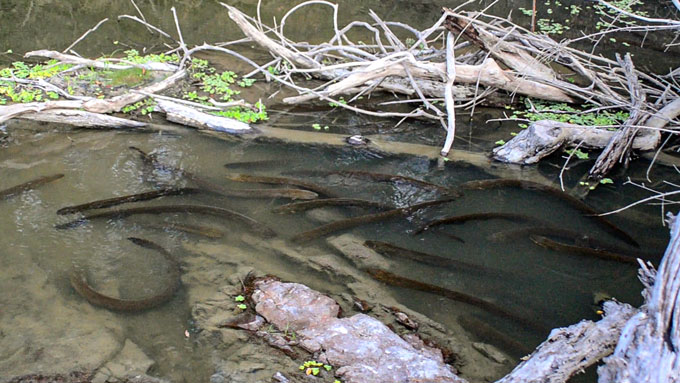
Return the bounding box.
[598,213,680,383]
[25,50,178,72]
[495,301,637,383]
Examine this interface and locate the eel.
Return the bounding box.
[288,169,461,196]
[224,160,281,169]
[366,268,546,333]
[273,198,393,214]
[145,222,225,239]
[458,314,532,356]
[460,178,639,248]
[56,187,200,215]
[490,226,657,260]
[130,147,317,200]
[291,196,457,243]
[0,173,64,199]
[529,235,640,265]
[55,204,277,238]
[414,212,548,235]
[364,240,502,277]
[225,173,338,198]
[70,237,181,312]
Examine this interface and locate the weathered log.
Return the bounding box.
[156,99,253,134]
[589,54,647,179]
[443,10,557,83]
[25,50,178,72]
[18,109,148,128]
[492,120,658,164]
[494,301,636,383]
[597,213,680,383]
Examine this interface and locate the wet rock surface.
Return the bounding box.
[0,256,123,380]
[251,278,466,383]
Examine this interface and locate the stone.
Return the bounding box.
[251,278,340,332]
[92,339,155,383]
[253,280,466,383]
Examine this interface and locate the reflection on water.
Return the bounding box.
[0,122,665,381]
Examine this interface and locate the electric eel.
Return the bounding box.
[288,169,461,196]
[364,240,502,277]
[70,237,181,312]
[225,173,338,197]
[55,204,277,238]
[414,212,549,235]
[529,235,640,265]
[57,187,200,215]
[366,268,546,333]
[461,179,639,248]
[129,147,317,200]
[0,174,64,199]
[290,197,457,243]
[273,198,393,214]
[458,314,532,356]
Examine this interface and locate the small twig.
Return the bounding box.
[117,15,175,40]
[129,0,154,35]
[63,18,109,54]
[171,7,190,66]
[441,31,457,156]
[559,140,583,191]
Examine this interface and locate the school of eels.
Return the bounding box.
[0,150,647,341]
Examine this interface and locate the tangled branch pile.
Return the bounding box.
[218,1,680,179]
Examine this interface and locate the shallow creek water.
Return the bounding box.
[0,0,678,382]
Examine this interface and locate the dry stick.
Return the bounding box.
[559,140,584,192]
[117,15,175,40]
[171,7,190,66]
[441,31,457,156]
[63,18,109,54]
[590,54,646,179]
[129,0,153,35]
[0,174,64,200]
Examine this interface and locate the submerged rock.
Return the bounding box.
[252,279,466,383]
[92,339,155,383]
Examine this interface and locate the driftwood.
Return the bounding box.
[493,211,680,383]
[495,301,637,383]
[492,120,659,164]
[597,213,680,383]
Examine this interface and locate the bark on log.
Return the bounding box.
[156,99,253,134]
[597,213,680,383]
[494,301,637,383]
[589,54,646,179]
[492,120,658,164]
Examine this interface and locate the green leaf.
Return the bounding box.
[237,304,247,310]
[234,295,245,302]
[599,178,614,185]
[494,140,506,146]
